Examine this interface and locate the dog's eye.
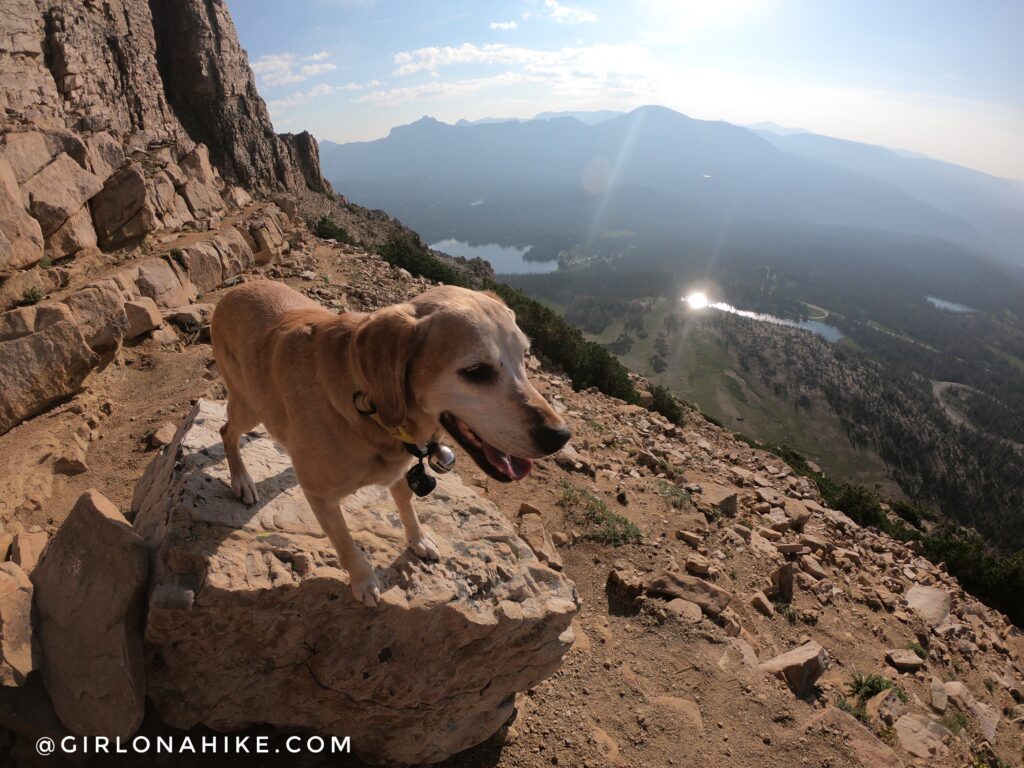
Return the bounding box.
[458,363,498,384]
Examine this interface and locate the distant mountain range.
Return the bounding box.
[319,105,1024,265]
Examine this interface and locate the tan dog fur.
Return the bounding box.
[211,280,570,606]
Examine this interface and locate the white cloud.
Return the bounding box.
[341,79,385,91]
[373,43,656,106]
[391,42,653,87]
[268,83,338,112]
[252,52,338,87]
[357,73,526,106]
[544,0,597,24]
[490,21,518,30]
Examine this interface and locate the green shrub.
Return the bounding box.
[19,287,43,306]
[650,383,686,425]
[834,695,867,723]
[907,642,927,659]
[773,599,798,624]
[942,709,968,736]
[376,236,464,286]
[656,480,691,510]
[310,216,354,244]
[847,672,907,703]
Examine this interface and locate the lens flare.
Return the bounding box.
[685,291,709,309]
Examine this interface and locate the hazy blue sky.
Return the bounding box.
[226,0,1024,179]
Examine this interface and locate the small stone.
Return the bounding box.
[929,677,947,712]
[518,502,541,517]
[718,493,739,517]
[885,648,925,672]
[11,530,48,573]
[684,554,711,576]
[148,422,177,449]
[675,530,702,546]
[519,513,564,571]
[750,591,774,616]
[664,598,702,624]
[799,554,828,580]
[757,641,828,697]
[124,297,163,339]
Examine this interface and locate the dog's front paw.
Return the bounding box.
[408,534,440,561]
[350,570,382,608]
[231,472,259,506]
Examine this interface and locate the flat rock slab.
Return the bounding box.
[904,584,950,627]
[131,399,578,766]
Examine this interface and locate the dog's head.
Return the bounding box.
[349,285,571,481]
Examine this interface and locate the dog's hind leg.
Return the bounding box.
[220,395,261,505]
[304,492,381,607]
[389,480,441,561]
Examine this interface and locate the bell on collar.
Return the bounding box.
[427,443,456,474]
[406,462,437,497]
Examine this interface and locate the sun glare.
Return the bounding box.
[685,291,709,309]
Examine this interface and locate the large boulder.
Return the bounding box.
[643,567,732,617]
[89,164,164,247]
[0,155,44,272]
[128,258,195,308]
[21,153,103,236]
[61,278,129,353]
[0,303,98,435]
[44,205,98,260]
[804,708,902,767]
[83,132,125,183]
[893,713,949,760]
[31,490,149,738]
[0,561,37,686]
[131,399,578,765]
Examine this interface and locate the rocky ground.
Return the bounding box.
[2,217,1022,766]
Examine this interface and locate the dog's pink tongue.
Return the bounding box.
[483,444,534,480]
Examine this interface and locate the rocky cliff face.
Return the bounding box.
[149,0,327,194]
[0,0,324,195]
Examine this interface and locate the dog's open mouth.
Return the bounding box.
[440,413,533,482]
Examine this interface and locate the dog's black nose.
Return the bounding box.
[534,424,572,455]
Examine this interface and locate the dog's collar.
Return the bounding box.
[352,391,456,497]
[352,391,420,444]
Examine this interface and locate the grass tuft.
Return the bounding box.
[558,479,641,546]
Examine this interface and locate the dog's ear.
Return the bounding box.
[350,304,418,429]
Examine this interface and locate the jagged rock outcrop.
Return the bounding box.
[0,0,328,287]
[0,0,325,195]
[280,131,333,196]
[0,201,292,435]
[131,399,578,765]
[149,0,319,194]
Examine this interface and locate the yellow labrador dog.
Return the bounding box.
[211,280,571,606]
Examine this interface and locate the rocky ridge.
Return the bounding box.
[0,224,1022,765]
